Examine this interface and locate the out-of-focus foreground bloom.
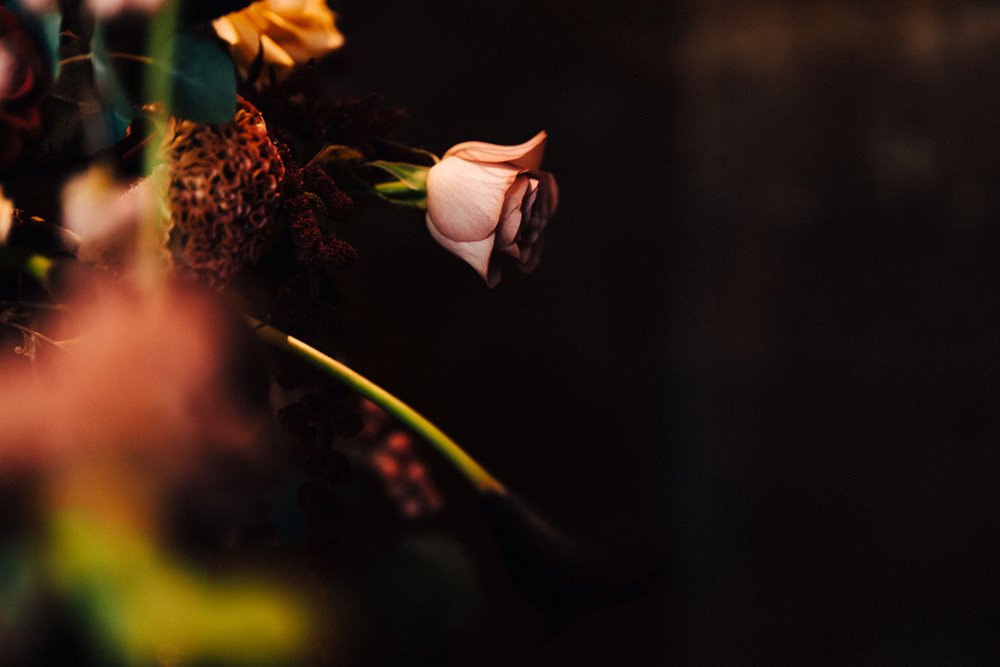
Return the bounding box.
[84,0,165,19]
[425,131,558,287]
[0,282,313,663]
[61,166,156,268]
[0,184,13,244]
[213,0,345,81]
[0,282,259,468]
[47,508,312,665]
[0,7,48,171]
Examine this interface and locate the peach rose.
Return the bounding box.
[213,0,344,82]
[425,131,558,287]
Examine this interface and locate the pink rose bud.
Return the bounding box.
[425,131,558,287]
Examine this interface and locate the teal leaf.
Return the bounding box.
[91,26,236,125]
[168,31,236,124]
[5,0,62,78]
[90,24,138,122]
[39,9,61,78]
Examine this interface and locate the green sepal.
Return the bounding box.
[367,160,429,192]
[373,186,426,210]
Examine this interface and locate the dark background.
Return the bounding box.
[328,1,1000,663]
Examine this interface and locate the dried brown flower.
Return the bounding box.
[160,96,285,285]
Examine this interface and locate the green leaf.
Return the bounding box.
[91,26,236,125]
[367,160,429,192]
[42,43,132,154]
[5,0,62,78]
[373,181,426,209]
[307,144,367,170]
[168,31,236,124]
[90,25,139,122]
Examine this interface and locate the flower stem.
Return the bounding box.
[248,317,507,495]
[58,52,156,67]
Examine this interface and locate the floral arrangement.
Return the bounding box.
[0,0,644,662]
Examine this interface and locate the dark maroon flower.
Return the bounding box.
[0,7,48,171]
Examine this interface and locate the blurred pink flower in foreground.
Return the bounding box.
[85,0,165,18]
[61,167,154,268]
[0,281,261,471]
[425,131,558,287]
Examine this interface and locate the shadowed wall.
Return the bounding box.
[332,1,1000,662]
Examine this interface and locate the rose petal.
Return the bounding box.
[259,33,297,69]
[538,170,559,219]
[518,235,544,274]
[213,0,344,80]
[485,261,503,288]
[426,215,497,284]
[497,174,530,251]
[258,5,343,62]
[443,131,547,170]
[523,171,558,238]
[426,157,519,242]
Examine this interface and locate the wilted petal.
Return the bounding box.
[495,174,531,260]
[444,131,547,170]
[426,215,497,284]
[534,170,559,221]
[518,235,545,274]
[426,157,519,242]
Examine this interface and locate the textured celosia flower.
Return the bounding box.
[160,96,285,285]
[213,0,344,82]
[425,131,559,287]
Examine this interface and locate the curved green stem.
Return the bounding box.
[0,251,502,491]
[248,317,506,495]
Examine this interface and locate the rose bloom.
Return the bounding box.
[213,0,344,82]
[0,7,48,171]
[425,131,559,287]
